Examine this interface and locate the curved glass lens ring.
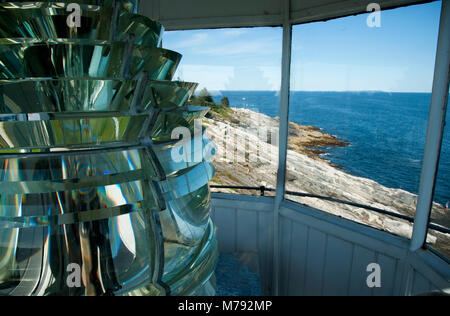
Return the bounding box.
[163,219,218,296]
[0,3,162,47]
[162,186,212,266]
[0,148,159,219]
[0,114,147,150]
[151,106,210,142]
[0,148,156,181]
[0,42,181,80]
[158,174,215,283]
[153,130,215,176]
[0,211,158,296]
[0,145,163,296]
[159,161,215,201]
[170,185,212,228]
[161,185,211,250]
[0,79,197,114]
[0,0,140,13]
[0,80,201,151]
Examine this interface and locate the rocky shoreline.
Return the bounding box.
[205,106,450,258]
[206,106,348,166]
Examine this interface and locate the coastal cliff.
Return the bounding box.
[205,106,449,257]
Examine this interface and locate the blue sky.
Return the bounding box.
[163,1,442,92]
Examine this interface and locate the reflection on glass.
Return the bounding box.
[0,42,181,80]
[287,3,445,247]
[0,79,197,113]
[0,0,141,13]
[164,28,283,195]
[429,98,450,259]
[0,0,218,296]
[0,2,162,46]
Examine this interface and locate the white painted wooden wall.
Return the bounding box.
[211,193,450,296]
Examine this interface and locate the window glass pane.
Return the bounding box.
[429,96,450,259]
[164,28,282,195]
[286,2,441,240]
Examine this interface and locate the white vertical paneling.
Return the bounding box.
[211,195,449,296]
[304,229,327,296]
[405,251,450,295]
[279,218,293,296]
[392,255,407,296]
[287,222,309,296]
[412,270,433,295]
[373,254,398,296]
[214,207,237,253]
[258,210,274,294]
[322,236,354,296]
[348,246,377,296]
[236,210,258,252]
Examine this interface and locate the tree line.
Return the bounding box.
[189,88,230,107]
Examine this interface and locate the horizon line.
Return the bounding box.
[203,89,433,94]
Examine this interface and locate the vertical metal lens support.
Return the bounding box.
[120,34,136,78]
[131,72,149,114]
[131,0,140,14]
[411,0,450,252]
[273,0,292,296]
[148,209,170,295]
[110,1,121,41]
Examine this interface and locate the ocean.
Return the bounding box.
[213,91,449,206]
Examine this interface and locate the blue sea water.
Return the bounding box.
[213,91,449,206]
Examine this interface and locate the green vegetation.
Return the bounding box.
[220,96,230,106]
[197,88,214,103]
[188,88,233,120]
